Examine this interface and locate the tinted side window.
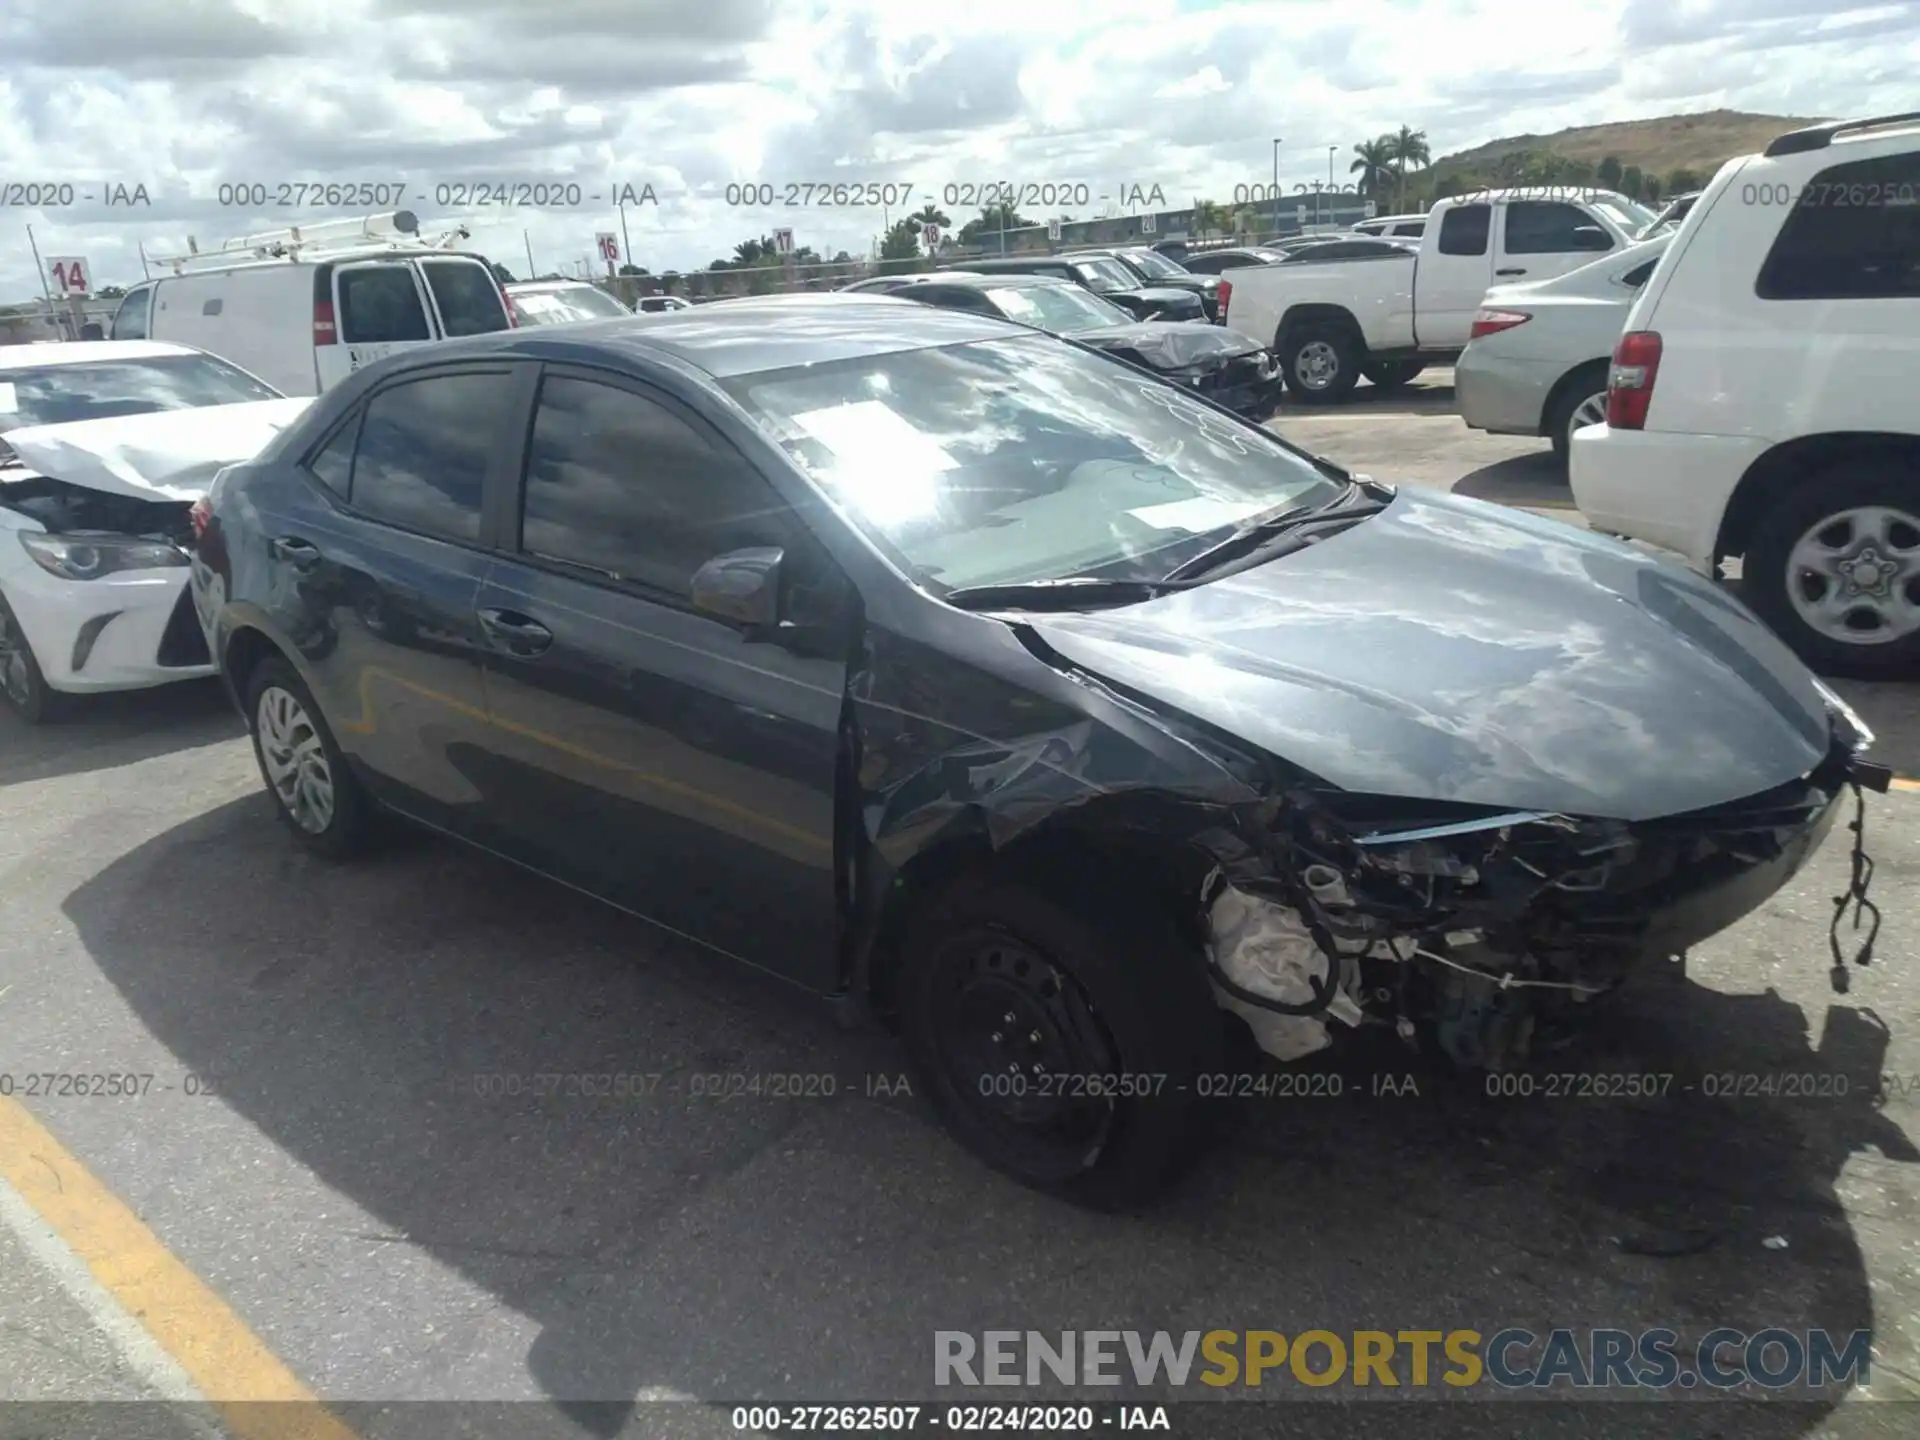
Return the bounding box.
[520,376,793,599]
[338,266,431,344]
[1438,204,1491,255]
[1622,259,1659,288]
[351,371,516,543]
[1392,222,1425,237]
[111,286,152,340]
[420,260,511,336]
[305,413,359,498]
[1504,201,1597,254]
[1756,153,1920,301]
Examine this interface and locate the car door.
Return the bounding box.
[268,362,531,835]
[322,260,435,390]
[1417,202,1497,348]
[415,256,514,339]
[468,364,854,988]
[109,283,155,339]
[1496,200,1617,289]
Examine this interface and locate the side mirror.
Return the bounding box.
[689,546,783,628]
[1572,225,1613,251]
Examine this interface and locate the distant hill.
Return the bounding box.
[1433,110,1828,181]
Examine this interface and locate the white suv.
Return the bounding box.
[1570,111,1920,677]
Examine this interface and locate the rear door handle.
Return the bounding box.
[477,607,553,657]
[270,536,322,571]
[1495,267,1527,276]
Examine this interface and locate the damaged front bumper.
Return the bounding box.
[1202,724,1886,1069]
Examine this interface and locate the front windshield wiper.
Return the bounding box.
[1159,480,1390,583]
[942,576,1200,612]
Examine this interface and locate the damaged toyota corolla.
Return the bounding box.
[193,298,1889,1208]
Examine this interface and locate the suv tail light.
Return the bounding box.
[501,289,519,328]
[1217,278,1232,322]
[1606,330,1663,430]
[1469,308,1530,339]
[312,298,337,346]
[189,496,211,541]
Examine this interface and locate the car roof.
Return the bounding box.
[374,293,1025,380]
[505,280,600,292]
[0,340,198,371]
[924,273,1072,290]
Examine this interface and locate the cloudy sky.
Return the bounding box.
[1,0,1916,299]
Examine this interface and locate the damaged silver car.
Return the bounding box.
[193,298,1888,1208]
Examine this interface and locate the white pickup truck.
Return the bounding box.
[1220,189,1651,401]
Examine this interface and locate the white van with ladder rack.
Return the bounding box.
[108,210,514,397]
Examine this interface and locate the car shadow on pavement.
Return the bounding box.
[63,795,1916,1438]
[1275,376,1458,419]
[0,679,242,788]
[1453,452,1576,511]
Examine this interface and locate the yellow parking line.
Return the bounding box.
[0,1097,359,1440]
[1891,776,1920,794]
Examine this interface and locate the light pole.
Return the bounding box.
[1271,137,1282,239]
[1329,146,1338,225]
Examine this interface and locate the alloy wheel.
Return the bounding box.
[256,685,336,833]
[1567,390,1608,445]
[1785,504,1920,646]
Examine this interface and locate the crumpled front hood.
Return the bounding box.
[1074,322,1263,369]
[1028,489,1835,822]
[2,398,313,502]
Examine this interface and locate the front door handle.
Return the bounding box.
[270,536,322,571]
[1495,267,1527,276]
[477,607,553,657]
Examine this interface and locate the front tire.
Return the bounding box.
[0,593,63,725]
[245,655,373,857]
[1743,461,1920,678]
[896,869,1223,1210]
[1278,324,1362,404]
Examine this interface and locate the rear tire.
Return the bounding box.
[1278,324,1362,404]
[244,656,374,857]
[1743,461,1920,679]
[895,868,1223,1210]
[1547,367,1610,469]
[1363,359,1425,391]
[0,593,64,725]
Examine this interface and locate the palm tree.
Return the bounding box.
[910,203,951,230]
[1191,198,1227,240]
[1350,136,1396,201]
[1390,125,1431,210]
[732,237,767,266]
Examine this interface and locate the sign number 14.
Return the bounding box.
[49,256,90,296]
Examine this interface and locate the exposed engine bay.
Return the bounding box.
[1197,737,1887,1072]
[0,475,195,551]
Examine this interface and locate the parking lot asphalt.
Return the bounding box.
[2,389,1918,1440]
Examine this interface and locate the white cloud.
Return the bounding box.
[1,0,1917,297]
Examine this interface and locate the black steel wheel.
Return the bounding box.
[896,870,1222,1209]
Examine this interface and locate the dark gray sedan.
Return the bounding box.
[189,295,1885,1208]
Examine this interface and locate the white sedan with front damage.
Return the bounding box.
[0,342,310,721]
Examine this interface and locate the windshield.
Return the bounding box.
[722,335,1340,594]
[0,353,281,436]
[986,284,1133,333]
[511,286,631,324]
[1122,249,1188,279]
[1590,195,1652,232]
[1069,257,1139,292]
